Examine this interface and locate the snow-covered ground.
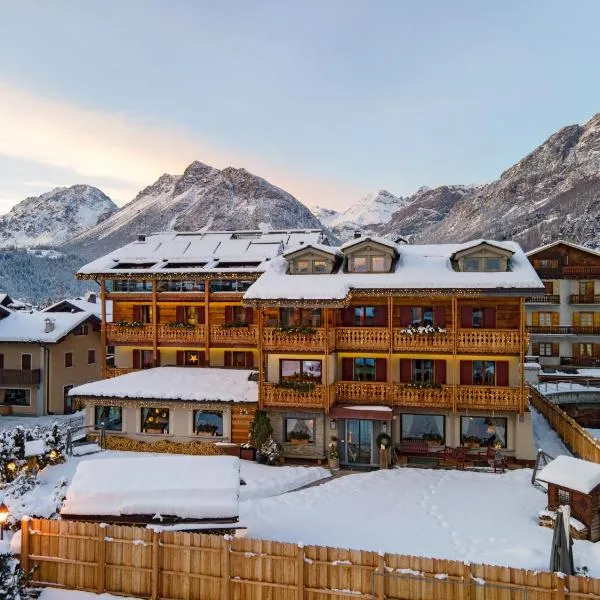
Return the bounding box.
[0,411,84,432]
[587,429,600,440]
[536,381,600,395]
[39,590,141,600]
[531,406,572,458]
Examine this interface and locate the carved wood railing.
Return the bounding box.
[393,331,453,352]
[334,382,389,404]
[392,384,453,408]
[569,294,600,304]
[455,385,522,411]
[525,295,560,304]
[262,383,327,409]
[457,329,521,353]
[156,324,206,344]
[106,324,155,343]
[102,368,135,379]
[334,328,389,351]
[262,328,332,352]
[210,325,259,346]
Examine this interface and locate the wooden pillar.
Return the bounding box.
[100,279,107,377]
[258,306,264,410]
[97,526,106,593]
[20,517,30,575]
[324,307,330,411]
[221,536,231,600]
[152,280,158,365]
[387,297,393,403]
[452,296,458,414]
[519,297,526,415]
[204,279,211,365]
[151,529,160,600]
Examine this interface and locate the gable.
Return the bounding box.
[453,241,514,261]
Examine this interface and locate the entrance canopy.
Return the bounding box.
[330,405,393,421]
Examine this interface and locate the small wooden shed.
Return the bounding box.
[537,455,600,541]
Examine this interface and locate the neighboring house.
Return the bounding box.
[75,230,541,464]
[0,306,102,415]
[526,241,600,369]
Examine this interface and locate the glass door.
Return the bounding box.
[346,419,373,465]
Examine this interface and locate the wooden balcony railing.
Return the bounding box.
[106,324,154,343]
[525,295,560,304]
[262,382,328,409]
[455,385,522,411]
[457,329,521,353]
[102,367,135,379]
[0,369,41,385]
[528,326,600,335]
[334,381,389,404]
[560,357,600,367]
[563,266,600,277]
[393,331,453,352]
[210,325,258,346]
[392,384,453,408]
[335,327,389,351]
[570,295,600,304]
[157,324,206,345]
[262,328,332,352]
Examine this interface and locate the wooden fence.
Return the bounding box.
[21,517,600,600]
[529,384,600,463]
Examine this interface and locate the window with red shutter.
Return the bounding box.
[375,358,387,382]
[435,360,446,384]
[399,359,411,383]
[460,360,473,385]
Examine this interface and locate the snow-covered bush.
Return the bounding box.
[0,553,30,599]
[260,436,283,466]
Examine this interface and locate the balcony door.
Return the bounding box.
[346,419,373,465]
[580,281,594,301]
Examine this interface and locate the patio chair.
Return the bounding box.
[487,448,508,473]
[440,446,468,470]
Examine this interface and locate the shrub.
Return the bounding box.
[248,410,273,450]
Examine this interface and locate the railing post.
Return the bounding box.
[97,525,106,593]
[222,536,231,600]
[152,529,160,600]
[376,553,385,600]
[20,517,30,575]
[296,543,304,600]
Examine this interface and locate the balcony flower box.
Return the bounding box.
[289,431,311,445]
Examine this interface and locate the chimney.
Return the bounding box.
[44,318,55,333]
[86,291,97,304]
[353,230,362,239]
[137,234,146,242]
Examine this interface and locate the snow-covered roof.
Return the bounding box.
[245,239,544,302]
[537,455,600,494]
[77,229,325,277]
[339,235,399,253]
[42,298,102,318]
[61,456,240,520]
[526,239,600,258]
[282,243,342,258]
[0,310,98,343]
[69,366,258,403]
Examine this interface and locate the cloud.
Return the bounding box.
[0,80,357,210]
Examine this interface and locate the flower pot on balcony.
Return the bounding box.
[290,438,309,446]
[328,457,340,470]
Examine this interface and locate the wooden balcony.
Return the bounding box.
[563,266,600,278]
[560,357,600,367]
[334,381,389,404]
[457,329,521,354]
[455,385,522,411]
[102,367,135,379]
[157,324,206,345]
[393,331,453,352]
[210,325,258,346]
[335,327,389,351]
[391,384,453,408]
[570,295,600,304]
[262,328,332,352]
[262,382,328,409]
[529,326,600,335]
[0,369,41,385]
[106,324,154,344]
[525,295,560,304]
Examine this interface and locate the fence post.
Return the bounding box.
[296,544,304,600]
[376,553,385,600]
[553,572,566,600]
[20,517,30,575]
[221,536,230,600]
[152,530,160,600]
[97,526,106,593]
[463,562,473,600]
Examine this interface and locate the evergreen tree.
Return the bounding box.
[248,410,273,450]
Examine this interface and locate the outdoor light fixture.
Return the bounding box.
[0,502,9,540]
[381,422,387,433]
[330,419,336,430]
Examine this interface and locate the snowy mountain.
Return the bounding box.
[0,185,117,248]
[65,161,324,258]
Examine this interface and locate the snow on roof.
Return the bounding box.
[77,229,325,276]
[0,310,97,343]
[282,242,341,258]
[537,455,600,494]
[245,240,543,301]
[69,366,258,403]
[43,298,102,317]
[340,235,399,252]
[526,239,600,258]
[61,456,240,520]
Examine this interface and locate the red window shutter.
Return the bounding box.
[342,308,354,326]
[461,307,472,328]
[375,358,387,382]
[225,306,233,324]
[176,351,184,366]
[496,361,509,386]
[175,306,184,322]
[399,359,412,383]
[199,351,206,366]
[435,360,446,384]
[0,353,4,369]
[399,306,412,327]
[197,306,205,324]
[132,350,141,369]
[433,306,445,328]
[551,343,559,356]
[341,357,354,380]
[246,352,254,368]
[484,307,497,329]
[245,307,254,325]
[224,351,232,367]
[374,306,387,327]
[460,360,473,385]
[132,306,141,322]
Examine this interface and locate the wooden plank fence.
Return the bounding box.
[529,384,600,463]
[20,517,600,600]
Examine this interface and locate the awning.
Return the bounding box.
[329,405,393,421]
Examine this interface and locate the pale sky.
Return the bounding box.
[0,0,599,214]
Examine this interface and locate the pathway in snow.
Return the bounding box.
[530,406,571,458]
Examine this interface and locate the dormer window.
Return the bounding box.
[453,242,513,273]
[349,255,389,273]
[463,256,505,272]
[296,260,310,274]
[288,254,334,274]
[464,258,481,272]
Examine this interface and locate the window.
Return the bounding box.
[193,410,223,436]
[95,406,123,431]
[543,281,554,294]
[473,361,495,385]
[280,359,322,382]
[280,308,321,327]
[285,418,315,443]
[538,312,553,326]
[231,351,249,367]
[461,416,507,448]
[464,257,481,272]
[141,350,154,369]
[537,259,557,269]
[472,308,484,328]
[539,343,554,356]
[87,350,96,364]
[106,345,115,368]
[354,306,376,327]
[296,260,310,274]
[141,407,170,434]
[1,389,30,406]
[112,280,153,292]
[349,255,389,273]
[351,256,369,273]
[64,352,73,368]
[354,358,376,381]
[401,414,445,444]
[412,360,434,383]
[411,307,433,326]
[73,324,89,336]
[558,489,571,506]
[133,305,152,324]
[21,354,32,370]
[579,313,594,327]
[177,350,203,367]
[313,260,328,273]
[157,280,205,293]
[578,343,594,357]
[484,257,502,271]
[184,306,199,325]
[371,256,387,272]
[210,280,253,293]
[63,385,74,413]
[580,281,594,297]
